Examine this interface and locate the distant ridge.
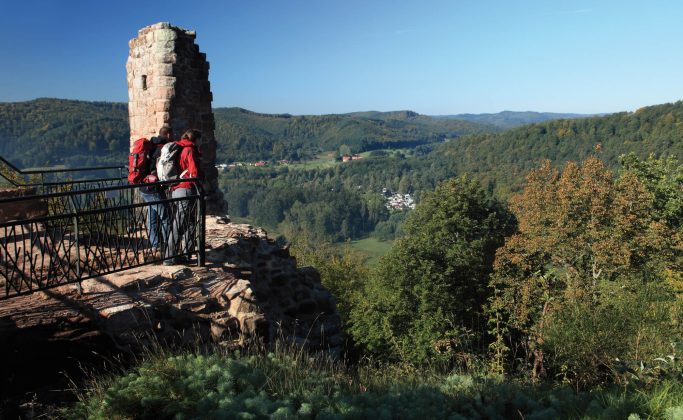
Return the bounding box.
[0,99,495,167]
[434,110,600,129]
[212,106,497,162]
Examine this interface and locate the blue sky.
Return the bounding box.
[1,0,682,115]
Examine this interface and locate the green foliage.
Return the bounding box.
[489,156,683,387]
[543,283,679,389]
[0,98,129,168]
[0,98,491,171]
[439,110,594,130]
[370,211,407,241]
[0,159,23,187]
[220,102,683,248]
[66,347,683,419]
[350,176,515,364]
[620,152,683,229]
[432,102,683,197]
[214,107,495,163]
[289,236,370,326]
[221,166,393,243]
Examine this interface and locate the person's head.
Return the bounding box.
[181,129,202,143]
[158,125,173,142]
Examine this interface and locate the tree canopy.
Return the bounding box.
[488,155,682,386]
[350,176,515,363]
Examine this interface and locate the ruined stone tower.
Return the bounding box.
[126,22,223,210]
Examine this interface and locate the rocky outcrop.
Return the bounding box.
[0,215,341,354]
[0,216,342,411]
[0,187,48,223]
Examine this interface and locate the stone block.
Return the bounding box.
[229,295,258,316]
[158,53,177,64]
[224,279,250,300]
[155,28,177,42]
[100,304,154,335]
[157,76,175,87]
[151,22,171,30]
[154,100,170,112]
[156,86,175,99]
[133,77,145,90]
[155,114,168,127]
[155,63,173,77]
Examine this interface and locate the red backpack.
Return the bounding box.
[128,138,154,184]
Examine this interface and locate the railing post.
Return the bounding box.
[73,214,82,295]
[197,189,206,267]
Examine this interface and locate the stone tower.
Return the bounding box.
[126,22,223,210]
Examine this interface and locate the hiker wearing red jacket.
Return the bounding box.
[131,125,173,258]
[170,130,202,192]
[165,129,202,266]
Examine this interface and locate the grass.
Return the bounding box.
[284,147,417,171]
[286,152,339,170]
[348,237,393,266]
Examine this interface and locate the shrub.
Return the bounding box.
[65,347,683,419]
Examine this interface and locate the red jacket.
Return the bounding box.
[171,138,201,191]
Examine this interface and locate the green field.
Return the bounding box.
[348,237,393,266]
[286,152,338,170]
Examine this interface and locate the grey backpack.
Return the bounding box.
[156,142,181,181]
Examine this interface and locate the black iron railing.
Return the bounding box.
[0,155,126,192]
[0,179,206,299]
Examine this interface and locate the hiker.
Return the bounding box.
[129,125,173,258]
[164,129,201,266]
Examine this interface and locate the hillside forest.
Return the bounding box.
[2,98,681,244]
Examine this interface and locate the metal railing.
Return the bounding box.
[0,179,206,299]
[0,155,126,193]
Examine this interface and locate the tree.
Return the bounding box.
[350,176,515,363]
[339,144,352,157]
[488,156,682,386]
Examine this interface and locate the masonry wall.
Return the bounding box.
[126,22,223,210]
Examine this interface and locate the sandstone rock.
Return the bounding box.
[0,187,48,223]
[0,215,342,358]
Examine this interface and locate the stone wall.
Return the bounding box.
[126,22,224,211]
[0,187,48,223]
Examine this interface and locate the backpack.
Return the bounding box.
[156,142,182,181]
[128,138,154,184]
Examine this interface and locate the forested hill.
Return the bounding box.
[0,98,129,168]
[0,99,495,168]
[212,107,496,162]
[259,100,683,205]
[1,98,681,184]
[435,110,595,129]
[219,101,683,243]
[423,101,683,195]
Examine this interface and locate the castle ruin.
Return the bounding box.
[126,22,223,210]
